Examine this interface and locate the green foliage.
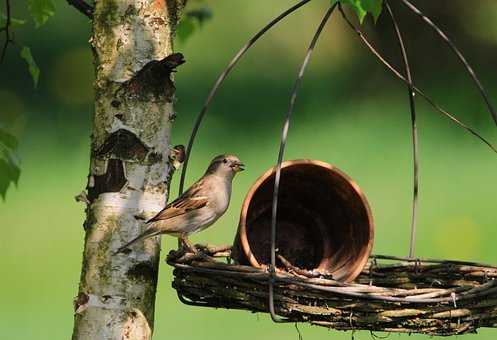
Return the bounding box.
[20,46,40,88]
[0,128,20,200]
[27,0,55,28]
[333,0,383,23]
[0,12,26,27]
[177,6,213,43]
[3,1,54,89]
[185,7,213,24]
[177,18,195,42]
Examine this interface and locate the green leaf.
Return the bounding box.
[27,0,55,28]
[176,6,213,43]
[186,6,213,26]
[0,13,26,27]
[0,128,20,201]
[0,150,20,200]
[176,17,196,42]
[363,0,383,21]
[20,46,40,88]
[334,0,383,23]
[0,129,18,150]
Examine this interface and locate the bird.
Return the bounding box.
[115,154,245,254]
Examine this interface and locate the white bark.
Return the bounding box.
[72,1,184,339]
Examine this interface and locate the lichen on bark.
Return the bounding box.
[72,1,185,339]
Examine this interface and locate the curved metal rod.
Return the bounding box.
[269,3,337,323]
[338,7,497,154]
[178,0,312,195]
[384,1,419,258]
[400,0,497,127]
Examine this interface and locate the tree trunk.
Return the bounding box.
[72,1,184,339]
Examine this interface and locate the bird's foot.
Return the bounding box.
[167,248,186,261]
[179,234,200,254]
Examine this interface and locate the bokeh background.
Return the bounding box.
[1,0,497,339]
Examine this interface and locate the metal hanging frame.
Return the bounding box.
[177,0,497,323]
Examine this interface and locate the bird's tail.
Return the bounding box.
[113,228,160,255]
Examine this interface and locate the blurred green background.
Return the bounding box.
[1,0,497,339]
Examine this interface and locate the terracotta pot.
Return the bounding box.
[232,159,374,282]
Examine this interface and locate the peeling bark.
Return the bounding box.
[72,1,184,339]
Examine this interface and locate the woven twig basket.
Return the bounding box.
[169,250,497,336]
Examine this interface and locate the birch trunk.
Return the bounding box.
[72,1,184,338]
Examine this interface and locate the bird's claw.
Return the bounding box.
[168,248,214,264]
[168,236,211,262]
[167,248,186,261]
[178,234,200,254]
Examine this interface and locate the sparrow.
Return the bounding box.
[115,154,245,254]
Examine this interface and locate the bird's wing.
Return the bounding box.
[146,179,209,223]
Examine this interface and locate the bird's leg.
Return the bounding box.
[166,234,216,264]
[179,233,199,254]
[176,233,217,263]
[166,233,191,260]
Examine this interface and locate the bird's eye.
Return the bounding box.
[223,158,228,164]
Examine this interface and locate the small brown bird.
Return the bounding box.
[115,154,244,254]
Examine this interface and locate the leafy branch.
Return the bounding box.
[1,0,55,87]
[0,0,57,200]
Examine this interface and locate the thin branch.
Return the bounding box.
[384,1,419,258]
[0,0,11,63]
[277,254,321,278]
[338,6,497,154]
[178,0,312,195]
[371,254,497,269]
[66,0,93,19]
[400,0,497,127]
[269,3,337,323]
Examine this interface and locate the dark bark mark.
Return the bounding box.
[102,294,112,301]
[74,292,90,313]
[165,144,185,196]
[124,53,185,102]
[170,144,185,165]
[167,144,185,180]
[127,262,158,282]
[97,129,149,161]
[87,159,127,202]
[146,152,162,164]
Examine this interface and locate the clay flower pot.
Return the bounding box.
[233,159,374,282]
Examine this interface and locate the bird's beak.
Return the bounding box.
[233,162,245,172]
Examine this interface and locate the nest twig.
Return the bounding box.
[168,246,497,336]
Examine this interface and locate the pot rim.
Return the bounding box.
[237,159,374,282]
